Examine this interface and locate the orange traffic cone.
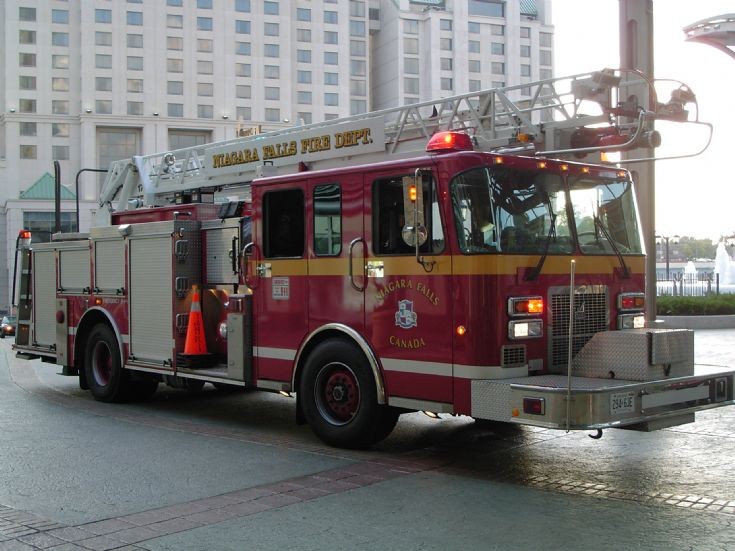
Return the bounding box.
[184,285,208,355]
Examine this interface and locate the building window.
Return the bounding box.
[19,99,36,113]
[96,32,112,46]
[350,60,366,77]
[540,68,552,79]
[404,38,418,55]
[236,85,251,98]
[127,12,143,26]
[236,63,251,77]
[19,53,36,67]
[521,44,531,58]
[96,128,140,191]
[440,38,452,51]
[52,100,69,115]
[264,1,279,15]
[167,58,183,72]
[168,0,183,5]
[197,0,213,8]
[351,40,366,56]
[469,40,480,54]
[469,0,505,17]
[440,19,452,31]
[168,81,184,95]
[265,108,280,122]
[324,72,338,85]
[297,29,311,42]
[491,24,504,36]
[297,91,312,104]
[19,7,36,21]
[297,70,311,84]
[235,0,250,12]
[235,20,251,34]
[440,58,453,71]
[167,36,183,50]
[264,22,279,36]
[197,60,213,74]
[264,65,280,79]
[19,30,36,44]
[521,64,531,77]
[350,20,365,37]
[404,20,418,34]
[324,11,338,24]
[540,50,552,66]
[52,32,69,47]
[404,58,419,74]
[20,122,37,136]
[96,54,112,69]
[197,39,213,52]
[469,79,482,92]
[469,59,481,73]
[52,9,69,24]
[235,42,251,56]
[491,62,505,75]
[52,123,69,137]
[521,27,531,38]
[19,76,36,90]
[404,77,419,95]
[264,44,279,57]
[540,32,553,48]
[168,103,184,117]
[96,77,112,92]
[128,56,143,70]
[324,31,338,44]
[20,145,37,159]
[236,106,251,120]
[95,9,112,24]
[297,50,311,63]
[127,79,143,93]
[324,52,338,65]
[52,55,69,69]
[298,112,312,125]
[24,212,76,242]
[468,22,480,33]
[52,146,70,161]
[265,87,280,100]
[95,100,112,114]
[350,79,366,96]
[297,8,310,21]
[167,14,183,28]
[441,78,453,91]
[198,104,214,118]
[169,130,211,149]
[197,17,213,31]
[491,42,504,55]
[198,82,214,96]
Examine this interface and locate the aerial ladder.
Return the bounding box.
[96,68,708,224]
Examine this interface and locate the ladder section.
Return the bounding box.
[98,68,701,214]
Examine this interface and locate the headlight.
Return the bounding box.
[509,319,543,339]
[618,313,645,330]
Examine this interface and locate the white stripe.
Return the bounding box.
[254,346,296,361]
[381,358,528,380]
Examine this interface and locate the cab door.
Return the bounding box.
[249,184,309,385]
[363,167,454,411]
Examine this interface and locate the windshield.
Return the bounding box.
[451,166,572,254]
[569,176,642,254]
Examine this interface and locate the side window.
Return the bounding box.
[313,184,341,256]
[263,189,304,258]
[373,173,444,255]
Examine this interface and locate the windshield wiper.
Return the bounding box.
[525,212,556,281]
[593,215,630,279]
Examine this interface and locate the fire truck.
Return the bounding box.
[13,70,734,448]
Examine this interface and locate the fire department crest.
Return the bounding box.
[395,300,417,329]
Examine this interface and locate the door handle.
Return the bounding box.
[349,237,366,292]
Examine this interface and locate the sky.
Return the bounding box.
[552,0,735,242]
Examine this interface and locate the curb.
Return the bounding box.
[655,315,735,330]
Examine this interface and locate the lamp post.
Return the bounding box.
[655,234,680,280]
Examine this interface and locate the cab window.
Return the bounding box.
[313,184,341,256]
[263,189,305,258]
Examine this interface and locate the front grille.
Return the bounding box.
[550,286,608,370]
[502,345,526,367]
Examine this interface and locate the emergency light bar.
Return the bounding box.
[426,131,474,153]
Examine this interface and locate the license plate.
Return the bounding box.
[610,391,636,415]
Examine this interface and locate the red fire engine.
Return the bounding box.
[13,70,734,448]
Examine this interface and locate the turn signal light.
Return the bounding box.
[508,296,544,316]
[618,292,645,311]
[522,397,545,415]
[426,131,474,152]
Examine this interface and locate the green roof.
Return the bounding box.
[19,172,76,200]
[520,0,538,17]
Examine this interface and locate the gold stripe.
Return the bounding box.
[252,255,645,277]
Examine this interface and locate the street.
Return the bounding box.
[1,331,734,551]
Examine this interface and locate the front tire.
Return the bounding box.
[85,324,130,402]
[300,339,398,449]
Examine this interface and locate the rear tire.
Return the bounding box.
[300,339,398,449]
[85,324,131,403]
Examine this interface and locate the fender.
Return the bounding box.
[293,323,386,405]
[75,306,126,368]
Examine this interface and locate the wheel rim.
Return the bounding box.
[314,361,360,426]
[91,341,113,387]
